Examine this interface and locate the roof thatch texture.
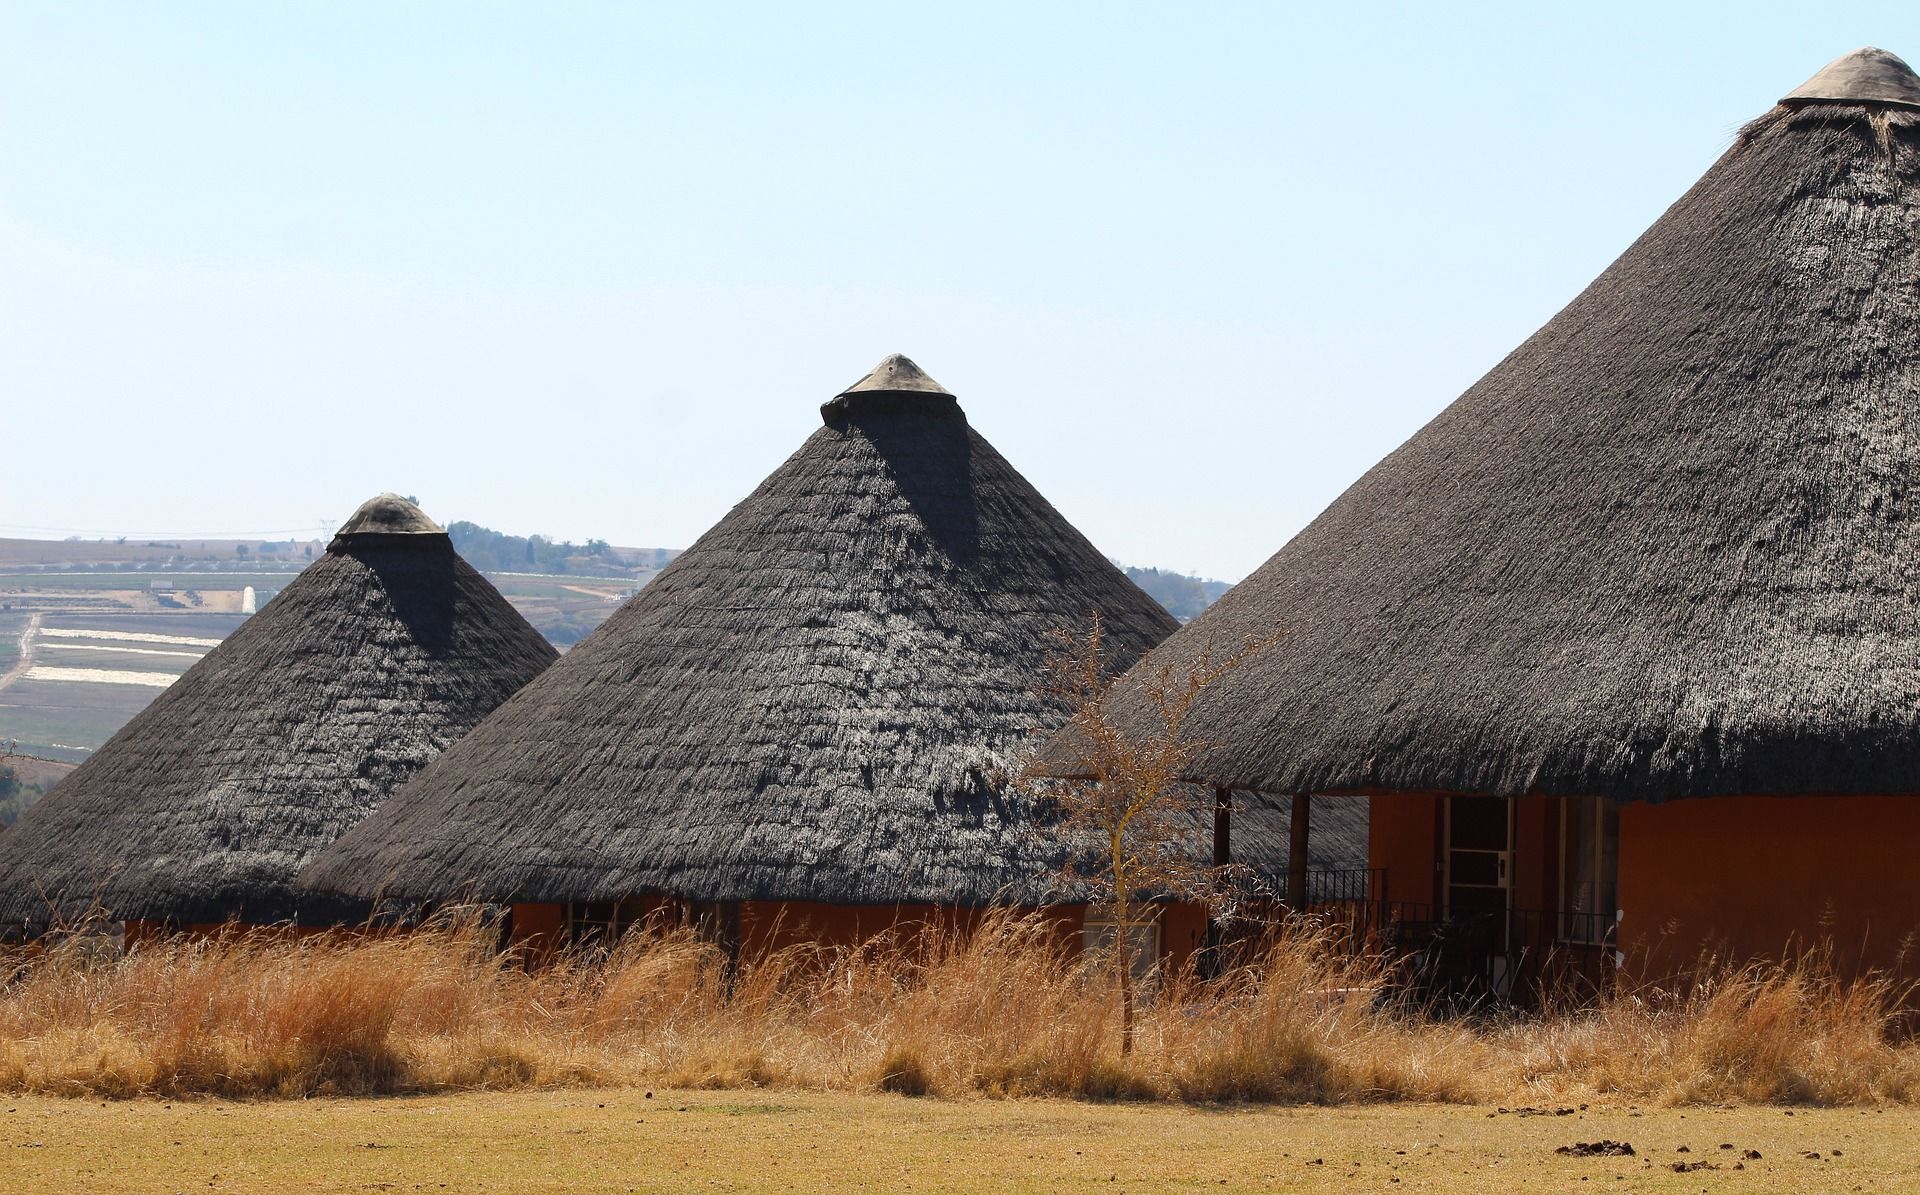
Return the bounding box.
[1046,49,1920,804]
[302,357,1182,907]
[0,495,557,931]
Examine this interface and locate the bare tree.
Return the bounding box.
[1024,612,1270,1055]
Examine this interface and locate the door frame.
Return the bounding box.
[1441,795,1515,920]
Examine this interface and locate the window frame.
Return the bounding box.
[1557,795,1619,946]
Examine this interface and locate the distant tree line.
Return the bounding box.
[445,522,683,579]
[1122,566,1232,623]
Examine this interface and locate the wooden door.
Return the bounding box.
[1445,795,1513,953]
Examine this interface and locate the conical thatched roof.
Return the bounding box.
[0,495,557,931]
[302,357,1181,907]
[1050,49,1920,804]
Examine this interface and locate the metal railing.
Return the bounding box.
[1367,901,1616,1007]
[1220,869,1619,1008]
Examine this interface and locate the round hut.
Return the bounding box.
[1041,48,1920,988]
[301,356,1210,960]
[0,494,558,938]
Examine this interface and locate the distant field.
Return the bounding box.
[0,1091,1910,1194]
[27,646,199,675]
[0,681,154,760]
[0,562,634,752]
[490,574,641,646]
[0,612,243,758]
[0,537,323,567]
[52,612,246,638]
[491,577,631,600]
[0,611,27,667]
[0,572,298,591]
[0,542,653,750]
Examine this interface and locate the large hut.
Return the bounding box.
[1042,48,1920,990]
[301,355,1294,965]
[0,494,557,938]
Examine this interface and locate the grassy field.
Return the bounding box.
[0,611,243,758]
[0,1089,1912,1193]
[0,678,169,760]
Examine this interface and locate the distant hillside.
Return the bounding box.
[0,754,74,826]
[446,522,677,579]
[1122,566,1233,622]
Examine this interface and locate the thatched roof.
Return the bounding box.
[0,495,557,931]
[1047,49,1920,804]
[302,356,1182,907]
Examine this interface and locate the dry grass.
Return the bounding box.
[1504,953,1920,1105]
[8,1090,1920,1194]
[2,912,1917,1106]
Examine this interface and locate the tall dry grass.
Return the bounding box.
[1504,950,1920,1105]
[2,912,1916,1105]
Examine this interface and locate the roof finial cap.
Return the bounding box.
[1783,46,1920,109]
[837,354,952,399]
[333,493,445,538]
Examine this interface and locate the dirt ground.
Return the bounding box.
[1,1089,1914,1193]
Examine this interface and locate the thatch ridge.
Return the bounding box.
[1047,86,1920,803]
[0,497,557,931]
[302,360,1183,907]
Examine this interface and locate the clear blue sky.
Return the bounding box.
[3,3,1916,580]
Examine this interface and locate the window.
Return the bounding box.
[1081,906,1162,983]
[1560,796,1619,945]
[564,898,650,947]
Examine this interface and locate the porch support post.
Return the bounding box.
[720,900,742,988]
[1201,785,1234,976]
[1211,785,1233,870]
[1287,793,1311,910]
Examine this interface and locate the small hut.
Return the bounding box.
[302,356,1256,962]
[0,494,557,938]
[1042,49,1920,990]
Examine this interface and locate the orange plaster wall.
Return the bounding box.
[508,902,565,956]
[1369,792,1440,907]
[1512,796,1559,919]
[1160,901,1210,970]
[507,899,1204,968]
[738,902,983,955]
[1367,792,1561,914]
[742,901,1193,962]
[1620,794,1920,979]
